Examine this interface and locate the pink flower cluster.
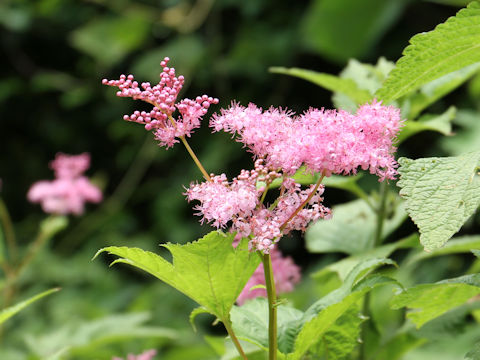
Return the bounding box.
[27,153,102,215]
[186,160,330,253]
[112,350,157,360]
[210,101,402,180]
[102,57,218,148]
[237,246,301,305]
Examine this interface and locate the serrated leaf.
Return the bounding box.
[397,106,455,144]
[314,304,365,360]
[291,292,365,360]
[269,67,372,104]
[390,279,480,328]
[95,231,260,323]
[230,298,303,354]
[397,152,480,251]
[376,2,480,102]
[0,288,60,324]
[306,197,407,254]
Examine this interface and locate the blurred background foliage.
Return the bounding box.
[1,0,479,359]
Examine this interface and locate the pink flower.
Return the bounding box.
[27,153,102,215]
[186,161,330,253]
[112,349,157,360]
[210,100,402,180]
[236,246,301,305]
[103,57,218,148]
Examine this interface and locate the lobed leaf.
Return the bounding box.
[376,2,480,102]
[95,231,260,323]
[397,152,480,251]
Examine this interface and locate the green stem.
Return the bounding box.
[374,181,388,247]
[262,253,277,360]
[360,181,389,360]
[0,197,17,261]
[224,321,249,360]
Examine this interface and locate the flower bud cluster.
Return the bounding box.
[103,57,218,148]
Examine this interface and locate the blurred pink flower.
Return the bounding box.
[112,349,157,360]
[236,246,301,305]
[27,153,102,215]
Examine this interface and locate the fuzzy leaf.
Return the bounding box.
[376,2,480,102]
[0,288,60,324]
[95,231,260,322]
[397,152,480,251]
[269,67,372,104]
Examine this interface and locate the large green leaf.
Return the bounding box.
[269,67,372,104]
[95,231,260,323]
[390,276,480,328]
[300,0,407,62]
[0,288,59,324]
[306,197,407,254]
[376,2,480,102]
[397,152,480,251]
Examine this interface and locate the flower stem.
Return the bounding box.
[279,174,324,232]
[262,253,277,360]
[224,321,249,360]
[0,197,17,261]
[179,135,212,182]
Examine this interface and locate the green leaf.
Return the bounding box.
[390,279,480,328]
[291,292,366,359]
[0,288,59,324]
[300,0,407,62]
[472,249,480,258]
[25,312,177,358]
[376,2,480,102]
[70,13,150,66]
[189,307,211,332]
[397,106,455,144]
[306,197,407,254]
[407,63,480,119]
[441,110,480,155]
[407,235,480,265]
[313,304,365,360]
[230,298,303,354]
[95,231,260,323]
[333,58,395,112]
[312,234,418,284]
[269,67,372,104]
[397,152,480,251]
[465,341,480,359]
